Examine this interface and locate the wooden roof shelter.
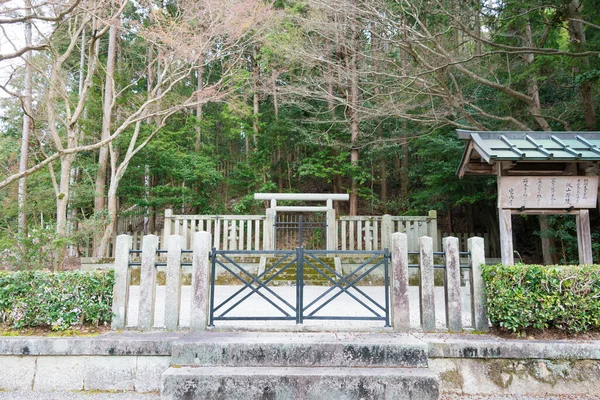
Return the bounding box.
[457,130,600,265]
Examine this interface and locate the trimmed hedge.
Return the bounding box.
[482,264,600,333]
[0,270,114,330]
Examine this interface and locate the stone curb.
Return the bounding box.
[1,331,600,361]
[415,333,600,360]
[0,332,183,356]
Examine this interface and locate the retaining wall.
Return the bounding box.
[1,332,599,396]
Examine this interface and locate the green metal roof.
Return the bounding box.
[457,130,600,177]
[458,130,600,162]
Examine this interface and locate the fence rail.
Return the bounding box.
[338,212,437,252]
[84,210,494,259]
[162,210,266,251]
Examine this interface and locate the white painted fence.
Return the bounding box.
[162,210,267,251]
[338,211,438,252]
[161,209,438,252]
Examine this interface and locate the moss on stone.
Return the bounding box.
[440,368,464,389]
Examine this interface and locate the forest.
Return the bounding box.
[0,0,599,267]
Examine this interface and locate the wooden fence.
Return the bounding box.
[89,210,498,258]
[162,210,266,251]
[338,211,438,252]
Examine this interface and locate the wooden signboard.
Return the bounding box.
[498,176,598,209]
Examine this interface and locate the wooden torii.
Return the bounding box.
[457,130,600,265]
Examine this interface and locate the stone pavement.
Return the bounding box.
[0,393,159,400]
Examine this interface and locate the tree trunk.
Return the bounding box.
[539,215,558,265]
[56,153,76,237]
[349,49,359,216]
[93,11,118,256]
[400,137,409,209]
[252,46,260,152]
[568,0,596,130]
[195,60,204,151]
[17,0,33,235]
[525,20,551,131]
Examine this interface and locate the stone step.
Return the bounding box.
[170,332,428,368]
[161,366,439,400]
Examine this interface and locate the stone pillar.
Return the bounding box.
[265,208,275,250]
[190,231,211,331]
[444,236,462,332]
[391,232,410,332]
[164,235,183,330]
[468,236,489,332]
[326,201,336,251]
[162,209,173,253]
[111,234,132,330]
[382,214,393,250]
[427,210,439,251]
[419,236,435,332]
[138,234,159,331]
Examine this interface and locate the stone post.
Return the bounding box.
[382,214,393,250]
[468,236,489,332]
[162,209,173,253]
[138,234,159,331]
[326,199,336,251]
[164,235,183,330]
[444,236,462,332]
[111,234,132,330]
[391,232,410,332]
[265,208,275,250]
[190,231,211,331]
[427,210,438,251]
[419,236,436,332]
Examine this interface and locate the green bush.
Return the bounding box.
[0,270,114,330]
[482,264,600,333]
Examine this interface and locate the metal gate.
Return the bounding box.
[209,248,390,326]
[274,213,327,250]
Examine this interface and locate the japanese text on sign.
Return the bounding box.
[498,176,598,209]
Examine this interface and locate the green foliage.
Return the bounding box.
[0,225,71,270]
[482,264,600,333]
[0,270,114,330]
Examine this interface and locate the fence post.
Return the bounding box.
[326,200,336,250]
[164,235,183,330]
[391,232,410,332]
[111,234,132,330]
[163,209,173,252]
[419,236,436,332]
[138,234,159,331]
[190,231,211,331]
[265,208,275,250]
[427,210,438,251]
[382,214,392,250]
[468,236,489,332]
[443,236,462,332]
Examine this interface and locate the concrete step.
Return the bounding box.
[170,332,428,368]
[161,366,439,400]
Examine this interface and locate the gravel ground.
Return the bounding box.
[127,284,473,330]
[0,393,160,400]
[441,396,600,400]
[0,393,598,400]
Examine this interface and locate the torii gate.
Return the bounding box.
[254,193,350,250]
